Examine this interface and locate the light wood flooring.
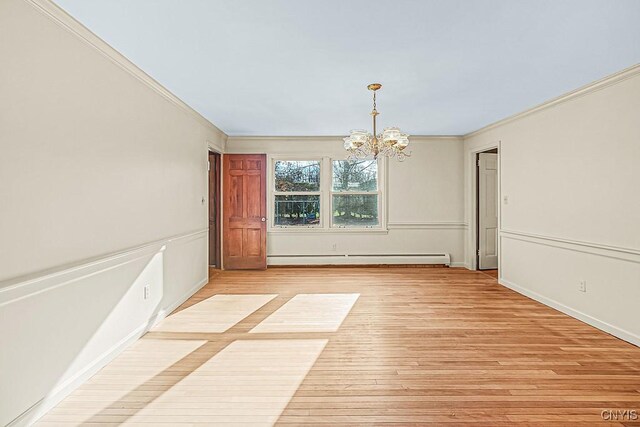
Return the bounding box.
[40,267,640,426]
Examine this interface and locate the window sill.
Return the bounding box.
[268,227,389,235]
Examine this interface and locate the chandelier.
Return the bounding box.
[343,83,410,161]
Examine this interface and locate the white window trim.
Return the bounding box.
[268,155,388,234]
[329,159,384,230]
[270,157,323,229]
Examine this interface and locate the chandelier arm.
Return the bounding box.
[345,83,409,161]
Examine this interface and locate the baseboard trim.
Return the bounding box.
[149,276,209,327]
[498,277,640,348]
[268,254,451,266]
[8,275,209,427]
[449,262,469,268]
[269,264,449,268]
[9,322,148,427]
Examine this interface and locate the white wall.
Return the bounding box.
[227,136,466,265]
[464,65,640,346]
[0,1,226,424]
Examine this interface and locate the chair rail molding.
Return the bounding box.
[500,229,640,264]
[387,221,468,230]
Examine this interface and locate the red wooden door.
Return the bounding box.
[223,154,267,270]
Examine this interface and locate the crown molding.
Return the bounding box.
[227,135,463,142]
[24,0,227,139]
[464,63,640,139]
[27,0,637,143]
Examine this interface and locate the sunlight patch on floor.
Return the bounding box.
[250,293,360,333]
[38,339,207,425]
[153,294,277,333]
[122,339,328,425]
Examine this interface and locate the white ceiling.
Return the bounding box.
[54,0,640,136]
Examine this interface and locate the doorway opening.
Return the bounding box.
[208,151,222,268]
[476,148,498,274]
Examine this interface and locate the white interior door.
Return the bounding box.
[478,152,498,270]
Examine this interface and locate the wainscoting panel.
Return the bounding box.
[499,233,640,347]
[1,230,208,427]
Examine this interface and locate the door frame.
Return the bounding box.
[476,150,498,270]
[467,141,501,272]
[208,149,222,268]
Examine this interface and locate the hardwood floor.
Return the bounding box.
[40,267,640,426]
[479,268,499,279]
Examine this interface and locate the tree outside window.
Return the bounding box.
[331,160,379,227]
[273,160,321,226]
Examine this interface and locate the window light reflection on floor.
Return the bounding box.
[153,294,277,333]
[38,339,207,424]
[123,339,327,425]
[250,293,360,333]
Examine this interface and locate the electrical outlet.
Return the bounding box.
[331,243,337,251]
[578,280,587,293]
[144,284,151,300]
[503,195,509,205]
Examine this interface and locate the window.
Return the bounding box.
[331,160,379,227]
[273,160,321,227]
[270,157,384,231]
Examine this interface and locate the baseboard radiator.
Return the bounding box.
[268,253,450,266]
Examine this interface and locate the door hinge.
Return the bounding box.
[477,249,480,256]
[208,160,210,171]
[476,158,480,167]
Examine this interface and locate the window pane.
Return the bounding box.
[275,160,320,192]
[332,194,378,226]
[274,195,321,226]
[332,160,377,192]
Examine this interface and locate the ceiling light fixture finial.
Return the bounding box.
[343,83,410,161]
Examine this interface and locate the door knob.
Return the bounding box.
[261,217,266,222]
